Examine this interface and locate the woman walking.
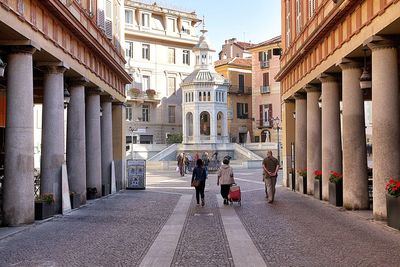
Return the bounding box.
[217,158,235,205]
[191,158,207,206]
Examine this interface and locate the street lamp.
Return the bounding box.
[273,116,281,164]
[63,85,70,109]
[360,48,371,92]
[0,57,7,77]
[318,95,322,109]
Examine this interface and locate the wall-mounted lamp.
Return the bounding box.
[360,48,372,91]
[0,57,7,78]
[63,86,70,109]
[318,96,322,109]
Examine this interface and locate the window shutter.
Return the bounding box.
[259,51,262,61]
[259,105,263,127]
[268,104,273,125]
[267,50,272,60]
[266,72,270,86]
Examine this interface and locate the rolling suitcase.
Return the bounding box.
[228,184,241,206]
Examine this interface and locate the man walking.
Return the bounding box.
[262,150,280,203]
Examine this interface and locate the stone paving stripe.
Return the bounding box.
[139,194,192,267]
[146,186,193,190]
[217,195,266,267]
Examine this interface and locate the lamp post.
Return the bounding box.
[273,116,281,164]
[0,57,7,77]
[63,86,70,109]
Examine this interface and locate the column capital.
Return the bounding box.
[318,73,338,83]
[36,62,69,74]
[112,101,125,107]
[294,92,306,100]
[86,87,103,95]
[9,45,37,55]
[364,35,397,51]
[101,95,115,102]
[338,58,362,70]
[304,84,320,93]
[68,77,89,87]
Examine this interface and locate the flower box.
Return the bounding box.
[329,181,343,206]
[386,195,400,230]
[35,202,54,220]
[314,178,322,200]
[70,193,80,209]
[299,176,307,194]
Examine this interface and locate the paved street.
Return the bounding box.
[1,167,400,266]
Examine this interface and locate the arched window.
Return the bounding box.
[200,111,210,136]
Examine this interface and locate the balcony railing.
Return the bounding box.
[228,86,252,95]
[257,120,272,128]
[260,61,270,68]
[260,86,271,94]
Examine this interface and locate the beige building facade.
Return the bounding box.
[123,1,200,144]
[277,0,400,220]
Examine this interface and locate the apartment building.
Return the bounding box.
[248,36,282,143]
[218,38,252,60]
[215,58,253,143]
[124,1,200,144]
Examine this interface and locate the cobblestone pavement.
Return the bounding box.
[1,167,400,267]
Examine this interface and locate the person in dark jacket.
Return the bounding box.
[191,158,207,206]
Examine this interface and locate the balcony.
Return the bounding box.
[260,61,270,68]
[228,86,252,95]
[126,88,160,103]
[260,86,271,94]
[257,120,272,129]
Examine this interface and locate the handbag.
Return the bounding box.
[191,179,200,187]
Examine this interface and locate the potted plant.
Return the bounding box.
[329,171,343,206]
[297,169,307,194]
[35,193,55,220]
[386,179,400,229]
[70,192,80,209]
[129,88,141,97]
[87,187,98,200]
[314,170,322,200]
[146,89,156,99]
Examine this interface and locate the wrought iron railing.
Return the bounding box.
[228,86,252,95]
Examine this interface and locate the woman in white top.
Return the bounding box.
[217,158,235,205]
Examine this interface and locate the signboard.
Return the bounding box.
[126,159,146,189]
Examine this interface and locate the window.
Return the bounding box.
[183,50,190,65]
[125,9,133,25]
[168,106,176,123]
[238,74,244,93]
[259,104,273,127]
[141,13,150,27]
[237,103,249,119]
[142,44,150,60]
[142,75,150,91]
[286,0,291,46]
[168,77,176,95]
[259,50,271,68]
[167,18,175,32]
[126,105,132,121]
[296,0,302,34]
[142,104,149,122]
[182,21,190,34]
[309,0,316,18]
[168,48,175,64]
[201,54,207,64]
[125,41,134,58]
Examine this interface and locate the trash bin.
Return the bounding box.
[126,159,146,190]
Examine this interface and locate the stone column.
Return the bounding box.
[366,36,400,219]
[86,89,102,196]
[306,86,321,195]
[67,78,88,204]
[339,59,369,210]
[39,64,67,213]
[3,46,36,226]
[193,108,200,143]
[294,93,307,191]
[112,102,126,191]
[319,74,342,201]
[101,97,113,196]
[223,111,228,143]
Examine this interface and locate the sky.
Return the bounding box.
[138,0,281,54]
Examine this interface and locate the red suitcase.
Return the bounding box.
[228,184,241,206]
